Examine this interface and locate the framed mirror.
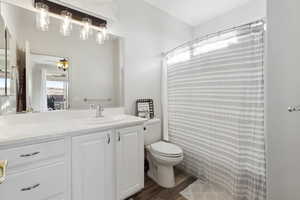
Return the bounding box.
[0,2,124,114]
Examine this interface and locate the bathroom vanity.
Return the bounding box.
[0,2,146,200]
[0,110,147,200]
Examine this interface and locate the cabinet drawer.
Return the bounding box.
[0,140,65,169]
[0,162,66,200]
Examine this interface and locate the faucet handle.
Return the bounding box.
[95,104,104,118]
[89,104,96,110]
[96,104,104,111]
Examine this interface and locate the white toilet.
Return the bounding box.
[144,118,184,188]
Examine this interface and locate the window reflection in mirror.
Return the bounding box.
[46,75,68,111]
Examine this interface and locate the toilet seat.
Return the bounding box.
[149,141,183,158]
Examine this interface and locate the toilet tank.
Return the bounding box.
[144,118,161,145]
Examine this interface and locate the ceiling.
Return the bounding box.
[143,0,251,26]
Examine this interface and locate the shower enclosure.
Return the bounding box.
[163,21,266,200]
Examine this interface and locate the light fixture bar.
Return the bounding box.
[33,0,110,43]
[34,0,107,27]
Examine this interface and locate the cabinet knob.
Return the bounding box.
[0,160,8,184]
[107,134,111,144]
[118,132,121,141]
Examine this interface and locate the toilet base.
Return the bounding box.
[157,165,175,188]
[147,153,176,188]
[147,165,176,188]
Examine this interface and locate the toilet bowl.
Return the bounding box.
[146,141,183,188]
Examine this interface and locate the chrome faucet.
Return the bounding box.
[95,104,104,118]
[90,104,104,118]
[85,98,111,118]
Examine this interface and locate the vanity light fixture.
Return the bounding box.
[34,0,110,44]
[60,10,72,36]
[35,2,50,31]
[57,58,69,71]
[80,18,93,40]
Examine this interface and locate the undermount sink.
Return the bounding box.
[85,115,127,125]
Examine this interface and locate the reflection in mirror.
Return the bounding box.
[0,16,8,96]
[30,54,69,112]
[0,8,16,115]
[0,2,124,115]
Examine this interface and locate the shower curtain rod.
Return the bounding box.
[162,18,266,57]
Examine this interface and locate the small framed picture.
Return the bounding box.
[136,99,154,119]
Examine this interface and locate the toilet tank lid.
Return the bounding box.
[144,118,160,125]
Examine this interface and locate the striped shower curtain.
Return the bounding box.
[164,21,266,200]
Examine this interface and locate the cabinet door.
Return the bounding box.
[116,126,144,200]
[72,131,114,200]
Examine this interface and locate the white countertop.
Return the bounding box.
[0,110,147,147]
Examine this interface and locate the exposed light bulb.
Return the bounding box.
[60,10,72,36]
[35,2,50,31]
[80,18,93,40]
[96,31,104,45]
[101,26,108,40]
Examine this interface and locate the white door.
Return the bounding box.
[72,131,115,200]
[267,0,300,199]
[116,126,144,200]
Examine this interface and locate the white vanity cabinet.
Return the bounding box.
[72,126,144,200]
[0,123,145,200]
[0,140,68,200]
[116,126,144,200]
[72,130,115,200]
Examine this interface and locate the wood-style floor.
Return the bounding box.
[128,168,197,200]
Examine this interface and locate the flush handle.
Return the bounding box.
[0,160,8,184]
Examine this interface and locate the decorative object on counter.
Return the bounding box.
[34,0,109,45]
[136,99,154,119]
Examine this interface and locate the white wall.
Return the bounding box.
[111,0,192,116]
[31,64,43,112]
[193,0,266,38]
[0,2,21,40]
[267,0,300,199]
